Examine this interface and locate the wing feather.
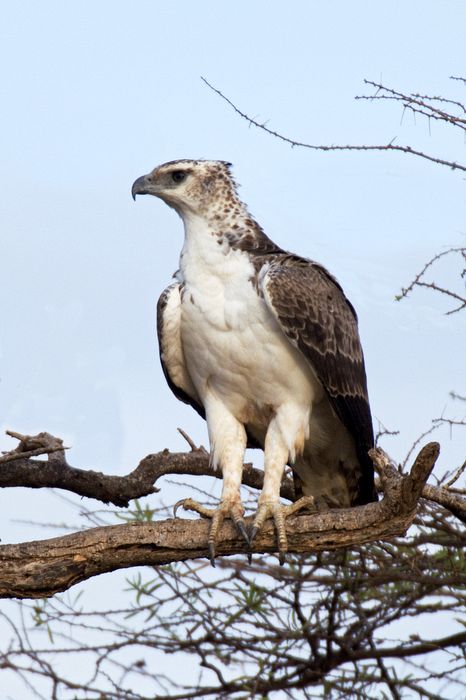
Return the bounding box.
[262,257,376,504]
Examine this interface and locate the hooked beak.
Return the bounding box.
[131,174,151,201]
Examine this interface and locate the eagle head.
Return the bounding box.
[131,159,237,217]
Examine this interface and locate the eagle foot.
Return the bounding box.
[249,496,316,565]
[173,496,249,566]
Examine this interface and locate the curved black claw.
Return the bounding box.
[171,496,250,566]
[249,496,316,565]
[248,525,259,544]
[209,542,217,567]
[173,497,213,519]
[173,499,185,519]
[235,519,250,546]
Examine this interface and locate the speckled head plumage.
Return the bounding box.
[132,159,244,219]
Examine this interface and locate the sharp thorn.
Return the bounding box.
[247,551,252,565]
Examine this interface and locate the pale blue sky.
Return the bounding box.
[1,1,465,696]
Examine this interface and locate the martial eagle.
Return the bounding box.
[132,160,377,563]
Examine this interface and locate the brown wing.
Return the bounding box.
[262,256,376,505]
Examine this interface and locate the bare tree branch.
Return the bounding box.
[201,77,466,173]
[2,430,464,523]
[0,431,295,507]
[0,443,440,599]
[422,482,466,523]
[355,79,466,132]
[395,247,466,314]
[0,430,69,464]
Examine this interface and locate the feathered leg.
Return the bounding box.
[174,399,248,564]
[249,407,315,564]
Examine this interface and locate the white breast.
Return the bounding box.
[178,222,322,430]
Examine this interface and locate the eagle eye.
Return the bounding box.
[171,170,187,184]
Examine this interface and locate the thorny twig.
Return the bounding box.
[201,77,466,173]
[356,79,466,133]
[395,247,466,314]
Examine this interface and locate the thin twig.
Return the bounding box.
[177,427,204,452]
[445,459,466,489]
[201,77,466,173]
[0,446,68,464]
[357,80,466,132]
[395,247,466,314]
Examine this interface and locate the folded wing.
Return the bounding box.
[262,256,376,505]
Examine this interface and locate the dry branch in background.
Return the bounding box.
[1,431,463,520]
[355,79,466,133]
[395,247,466,314]
[202,76,466,173]
[0,430,294,506]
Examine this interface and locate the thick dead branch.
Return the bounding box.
[0,431,294,506]
[0,443,440,599]
[422,483,466,523]
[400,442,441,509]
[2,432,463,520]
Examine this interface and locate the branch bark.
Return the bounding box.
[2,433,463,522]
[0,431,295,506]
[0,443,440,599]
[4,433,461,518]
